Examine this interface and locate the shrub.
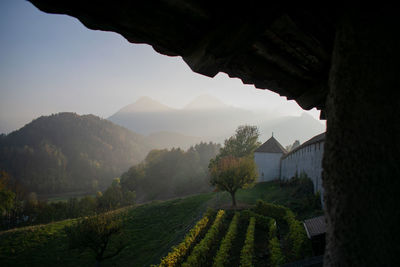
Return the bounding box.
[254,200,287,223]
[240,209,273,231]
[213,212,240,267]
[182,210,226,267]
[268,219,278,238]
[159,214,210,267]
[268,218,285,266]
[284,210,312,261]
[269,237,286,267]
[255,200,312,261]
[239,217,256,267]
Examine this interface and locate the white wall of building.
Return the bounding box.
[280,141,324,194]
[254,152,283,182]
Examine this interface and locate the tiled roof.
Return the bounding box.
[255,136,287,154]
[282,132,325,159]
[303,215,326,238]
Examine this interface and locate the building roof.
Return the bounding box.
[282,132,325,159]
[303,215,326,238]
[255,136,287,154]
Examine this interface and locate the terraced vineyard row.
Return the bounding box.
[159,212,211,267]
[157,200,312,267]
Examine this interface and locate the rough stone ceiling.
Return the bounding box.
[29,1,339,118]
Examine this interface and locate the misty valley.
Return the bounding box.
[2,0,399,265]
[0,97,325,266]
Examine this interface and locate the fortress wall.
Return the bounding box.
[254,152,283,182]
[280,141,324,194]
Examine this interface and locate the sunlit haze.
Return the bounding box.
[0,0,323,134]
[0,2,328,263]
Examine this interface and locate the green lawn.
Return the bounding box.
[215,181,323,219]
[0,217,78,266]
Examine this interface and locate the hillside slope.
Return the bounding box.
[0,112,152,194]
[0,194,214,267]
[0,181,322,267]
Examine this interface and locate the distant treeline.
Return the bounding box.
[0,170,135,230]
[120,142,221,202]
[0,141,220,229]
[0,112,152,195]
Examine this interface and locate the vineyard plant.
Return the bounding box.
[182,210,226,267]
[159,214,210,267]
[239,216,256,267]
[212,212,240,267]
[158,200,312,267]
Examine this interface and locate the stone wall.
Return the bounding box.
[254,152,283,182]
[280,140,324,195]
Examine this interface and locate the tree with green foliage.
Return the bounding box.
[119,142,220,201]
[209,156,257,207]
[23,192,40,222]
[0,171,15,215]
[78,195,98,216]
[65,213,126,266]
[209,125,259,207]
[218,125,260,158]
[190,142,221,167]
[97,178,135,211]
[120,164,145,192]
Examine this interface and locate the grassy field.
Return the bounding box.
[214,181,323,219]
[0,181,321,266]
[0,193,215,267]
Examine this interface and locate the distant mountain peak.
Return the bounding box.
[118,96,173,113]
[136,96,159,104]
[184,94,228,110]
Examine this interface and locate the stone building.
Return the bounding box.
[255,132,325,196]
[254,135,287,182]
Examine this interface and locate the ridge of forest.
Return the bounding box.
[0,112,152,194]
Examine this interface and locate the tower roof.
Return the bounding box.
[255,136,287,154]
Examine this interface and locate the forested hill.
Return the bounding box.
[0,113,152,195]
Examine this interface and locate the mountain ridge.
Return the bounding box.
[0,112,153,194]
[108,95,325,146]
[115,96,173,114]
[183,94,230,110]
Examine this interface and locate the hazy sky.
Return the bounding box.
[0,0,323,134]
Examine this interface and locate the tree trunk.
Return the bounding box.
[230,192,237,208]
[323,7,400,266]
